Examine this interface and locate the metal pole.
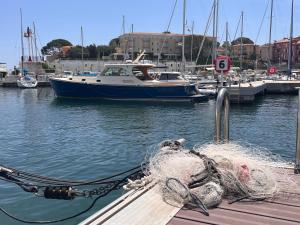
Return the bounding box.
[33,22,38,61]
[215,88,230,143]
[20,8,24,73]
[288,0,294,78]
[240,11,243,71]
[225,21,228,56]
[182,0,186,72]
[131,24,134,61]
[268,0,274,66]
[295,88,300,174]
[81,26,84,72]
[221,70,223,87]
[191,20,194,63]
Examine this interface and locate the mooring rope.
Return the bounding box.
[0,165,144,224]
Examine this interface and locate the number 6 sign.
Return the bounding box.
[214,56,232,73]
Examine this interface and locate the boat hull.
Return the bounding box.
[17,76,38,88]
[50,79,208,102]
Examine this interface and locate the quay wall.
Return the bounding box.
[265,81,300,94]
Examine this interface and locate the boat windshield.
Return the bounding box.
[159,73,182,81]
[101,67,128,76]
[132,66,153,81]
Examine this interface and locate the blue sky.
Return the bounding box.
[0,0,298,69]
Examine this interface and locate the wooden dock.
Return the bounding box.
[79,167,300,225]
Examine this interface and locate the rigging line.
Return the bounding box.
[158,0,178,64]
[195,1,214,64]
[0,170,140,224]
[233,14,241,41]
[255,0,270,45]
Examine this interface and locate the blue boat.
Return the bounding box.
[50,62,208,103]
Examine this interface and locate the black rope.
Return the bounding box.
[1,164,142,186]
[0,169,142,224]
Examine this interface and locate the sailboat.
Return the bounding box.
[17,9,38,88]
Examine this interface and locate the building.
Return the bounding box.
[119,32,212,61]
[272,37,300,65]
[231,44,257,60]
[0,63,7,79]
[257,44,272,62]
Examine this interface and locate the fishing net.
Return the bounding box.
[141,140,292,214]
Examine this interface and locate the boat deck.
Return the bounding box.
[80,167,300,225]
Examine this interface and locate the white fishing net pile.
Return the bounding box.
[144,140,291,210]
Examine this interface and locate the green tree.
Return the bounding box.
[231,37,254,45]
[109,38,120,49]
[66,45,89,59]
[86,44,98,58]
[41,39,72,55]
[97,45,115,57]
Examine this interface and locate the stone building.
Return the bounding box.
[119,32,212,61]
[272,37,300,65]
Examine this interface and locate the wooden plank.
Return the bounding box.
[267,194,300,207]
[172,207,300,225]
[100,185,181,225]
[79,186,154,225]
[218,200,300,223]
[81,185,181,225]
[168,217,213,225]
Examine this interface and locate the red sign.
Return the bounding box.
[214,56,232,73]
[268,66,277,75]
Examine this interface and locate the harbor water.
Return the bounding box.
[0,87,297,225]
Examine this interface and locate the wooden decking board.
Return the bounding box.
[172,207,300,225]
[218,200,300,222]
[168,216,217,225]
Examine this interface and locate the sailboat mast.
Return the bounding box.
[20,9,24,72]
[288,0,294,76]
[131,24,134,61]
[225,21,228,56]
[182,0,186,71]
[240,11,244,70]
[268,0,274,66]
[212,0,216,66]
[33,22,38,61]
[216,0,219,56]
[30,28,34,61]
[190,20,194,63]
[27,27,31,61]
[122,15,125,35]
[81,26,84,72]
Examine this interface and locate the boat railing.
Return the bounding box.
[215,88,230,143]
[295,88,300,174]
